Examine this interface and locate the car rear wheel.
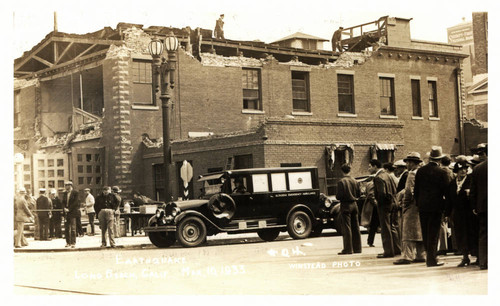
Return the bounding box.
[176,216,207,247]
[257,229,280,242]
[287,211,312,239]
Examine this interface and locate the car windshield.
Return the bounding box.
[198,173,225,197]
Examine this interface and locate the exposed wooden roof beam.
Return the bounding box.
[51,36,120,46]
[35,49,108,77]
[14,38,53,71]
[55,42,74,64]
[75,44,97,60]
[32,55,53,68]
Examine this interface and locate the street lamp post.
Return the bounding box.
[148,31,179,203]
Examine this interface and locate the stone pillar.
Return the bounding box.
[106,47,133,195]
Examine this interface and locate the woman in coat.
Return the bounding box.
[445,161,478,267]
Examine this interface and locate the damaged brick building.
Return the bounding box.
[14,16,468,200]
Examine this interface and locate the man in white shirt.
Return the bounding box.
[84,188,96,236]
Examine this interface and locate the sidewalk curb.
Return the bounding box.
[13,244,156,253]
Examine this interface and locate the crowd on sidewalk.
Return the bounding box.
[335,144,488,270]
[14,182,154,249]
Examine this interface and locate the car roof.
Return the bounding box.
[198,167,318,181]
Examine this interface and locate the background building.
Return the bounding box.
[14,16,469,200]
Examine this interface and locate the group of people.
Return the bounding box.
[14,181,131,249]
[336,144,488,270]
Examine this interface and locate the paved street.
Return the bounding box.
[13,230,487,295]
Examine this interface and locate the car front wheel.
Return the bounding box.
[257,229,280,242]
[287,211,312,239]
[176,216,207,247]
[148,229,176,248]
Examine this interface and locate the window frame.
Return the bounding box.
[291,71,311,113]
[242,68,262,111]
[132,59,155,106]
[337,74,355,114]
[379,76,396,116]
[411,78,422,117]
[428,80,438,118]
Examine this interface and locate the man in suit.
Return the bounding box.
[336,164,362,255]
[370,159,400,258]
[14,187,34,248]
[49,189,63,238]
[470,145,487,270]
[36,188,52,241]
[414,146,450,267]
[63,181,79,248]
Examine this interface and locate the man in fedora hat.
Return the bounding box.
[14,187,34,248]
[369,159,400,258]
[111,186,123,238]
[214,14,225,39]
[394,152,426,264]
[414,146,450,267]
[36,188,52,241]
[470,148,487,270]
[62,181,79,248]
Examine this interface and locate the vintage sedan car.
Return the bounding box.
[144,167,335,248]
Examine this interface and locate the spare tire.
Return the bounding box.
[208,193,236,220]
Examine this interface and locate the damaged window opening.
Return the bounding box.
[14,90,20,128]
[411,79,422,117]
[428,80,438,117]
[292,71,310,112]
[132,59,154,106]
[242,68,262,110]
[337,74,355,114]
[379,77,395,116]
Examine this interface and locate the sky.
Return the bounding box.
[5,0,496,59]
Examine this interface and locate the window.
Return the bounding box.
[86,154,92,162]
[292,71,310,112]
[87,177,93,184]
[234,154,253,170]
[24,174,30,182]
[428,80,438,117]
[252,174,269,193]
[57,170,64,177]
[95,154,100,162]
[38,170,45,178]
[132,59,154,105]
[242,68,261,110]
[78,165,84,173]
[14,91,20,128]
[48,170,54,177]
[38,159,45,167]
[95,165,101,173]
[337,74,355,113]
[379,77,395,115]
[77,154,83,162]
[58,180,65,188]
[271,173,287,191]
[153,164,165,201]
[48,180,55,188]
[78,177,84,185]
[57,159,64,167]
[288,172,312,190]
[411,79,422,117]
[48,159,54,167]
[23,164,30,171]
[281,163,302,167]
[87,165,92,173]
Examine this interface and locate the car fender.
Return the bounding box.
[147,215,159,226]
[286,204,315,222]
[174,210,225,231]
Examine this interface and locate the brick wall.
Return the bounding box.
[472,12,488,75]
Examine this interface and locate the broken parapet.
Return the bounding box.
[14,78,39,90]
[200,52,264,67]
[324,51,372,68]
[122,26,151,54]
[106,44,133,59]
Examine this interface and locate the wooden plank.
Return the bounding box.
[74,44,97,60]
[55,42,74,65]
[32,55,53,68]
[14,38,54,71]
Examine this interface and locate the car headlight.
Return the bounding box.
[171,207,181,217]
[324,200,332,208]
